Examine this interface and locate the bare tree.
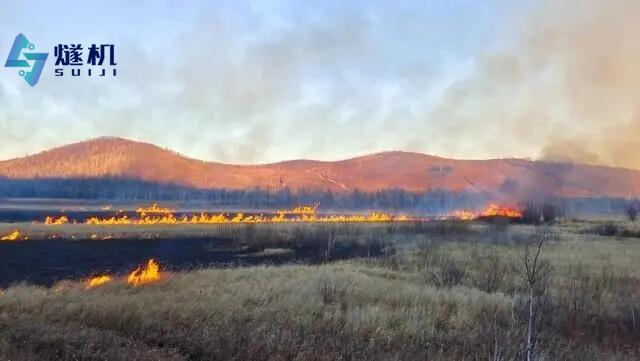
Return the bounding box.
[626,203,638,222]
[518,226,554,361]
[326,226,337,261]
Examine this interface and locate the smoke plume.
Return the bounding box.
[429,0,640,169]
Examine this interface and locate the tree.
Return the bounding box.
[518,226,553,361]
[520,201,542,224]
[541,202,560,223]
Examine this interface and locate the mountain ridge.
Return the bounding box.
[1,137,639,198]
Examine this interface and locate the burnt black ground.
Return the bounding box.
[0,236,376,287]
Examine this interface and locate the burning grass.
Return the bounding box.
[0,219,639,359]
[448,203,523,221]
[136,203,175,214]
[44,215,69,225]
[84,260,163,289]
[0,230,22,241]
[85,275,111,289]
[36,203,524,229]
[83,260,163,290]
[84,210,411,225]
[127,259,161,286]
[0,203,530,252]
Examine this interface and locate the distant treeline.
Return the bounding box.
[0,177,636,214]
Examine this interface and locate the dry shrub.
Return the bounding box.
[427,259,466,288]
[314,275,349,306]
[471,251,512,293]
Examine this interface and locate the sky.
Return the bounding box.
[1,0,639,169]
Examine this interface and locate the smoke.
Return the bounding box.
[427,0,640,169]
[1,1,639,169]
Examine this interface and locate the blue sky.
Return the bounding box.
[1,0,639,169]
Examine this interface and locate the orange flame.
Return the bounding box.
[480,204,522,218]
[86,275,111,289]
[449,210,475,220]
[41,204,416,227]
[276,203,320,215]
[77,204,412,225]
[136,203,175,214]
[127,259,161,286]
[45,216,69,225]
[1,230,21,241]
[449,204,522,220]
[83,211,408,225]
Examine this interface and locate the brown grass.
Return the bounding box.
[1,219,640,360]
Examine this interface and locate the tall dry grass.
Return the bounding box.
[0,220,639,360]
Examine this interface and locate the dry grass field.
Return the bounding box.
[1,218,639,360]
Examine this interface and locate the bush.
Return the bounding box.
[314,275,349,306]
[428,259,466,288]
[472,251,511,293]
[593,222,618,237]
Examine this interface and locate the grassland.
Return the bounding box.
[1,218,639,360]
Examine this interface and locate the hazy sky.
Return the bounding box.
[1,0,639,169]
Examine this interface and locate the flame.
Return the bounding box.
[83,211,409,225]
[136,203,175,215]
[45,216,69,225]
[38,203,523,228]
[40,204,415,227]
[480,204,522,218]
[449,210,475,220]
[449,204,522,220]
[1,230,21,241]
[76,205,412,225]
[127,259,161,286]
[276,203,320,215]
[86,275,111,289]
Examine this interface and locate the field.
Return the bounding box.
[1,214,640,360]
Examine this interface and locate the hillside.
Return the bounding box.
[1,137,639,198]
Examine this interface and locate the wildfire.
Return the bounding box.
[1,230,21,241]
[36,204,416,226]
[276,203,320,215]
[86,275,111,289]
[136,203,175,214]
[83,210,410,225]
[449,210,475,220]
[37,203,525,228]
[127,259,161,286]
[45,216,69,225]
[449,204,523,220]
[479,204,522,218]
[83,260,162,289]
